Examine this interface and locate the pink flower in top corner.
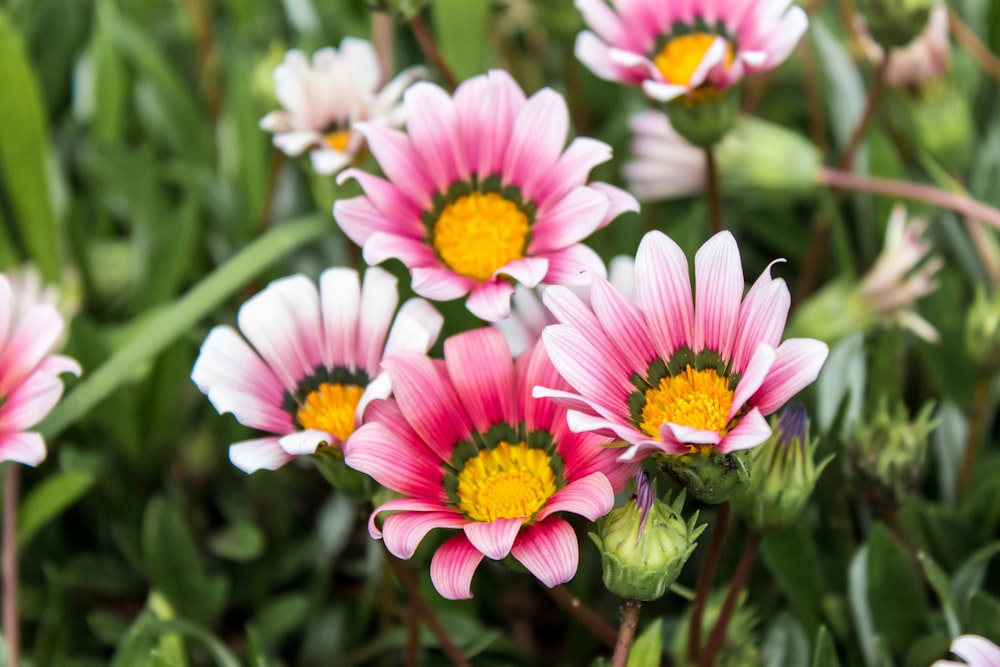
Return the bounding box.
[536,230,829,462]
[333,69,638,322]
[344,329,637,599]
[260,39,424,175]
[0,272,81,467]
[934,635,1000,667]
[191,267,442,474]
[574,0,808,102]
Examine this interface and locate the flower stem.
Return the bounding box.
[687,501,731,665]
[705,146,723,235]
[407,14,459,91]
[3,464,19,667]
[697,531,762,667]
[839,56,889,171]
[948,7,1000,81]
[611,599,642,667]
[372,11,395,86]
[958,376,992,493]
[547,584,619,649]
[384,551,471,667]
[816,167,1000,231]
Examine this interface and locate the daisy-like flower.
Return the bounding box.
[0,272,80,466]
[574,0,808,103]
[259,39,424,175]
[333,69,638,322]
[856,5,950,87]
[624,111,708,201]
[344,328,636,599]
[191,267,442,473]
[934,635,1000,667]
[536,230,829,461]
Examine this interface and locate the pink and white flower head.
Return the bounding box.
[191,267,443,473]
[259,39,424,175]
[574,0,809,102]
[934,635,1000,667]
[0,272,81,466]
[344,328,637,599]
[535,230,829,462]
[333,69,638,322]
[494,255,637,357]
[624,111,707,201]
[856,5,950,87]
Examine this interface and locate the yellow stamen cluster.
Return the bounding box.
[455,441,556,523]
[296,382,365,445]
[324,129,351,152]
[640,367,734,439]
[653,33,734,86]
[432,192,530,282]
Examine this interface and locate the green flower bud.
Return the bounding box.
[655,448,753,505]
[590,471,705,601]
[665,86,740,148]
[856,0,935,50]
[844,398,936,511]
[733,405,832,532]
[312,447,374,501]
[966,287,1000,373]
[364,0,429,20]
[715,116,823,201]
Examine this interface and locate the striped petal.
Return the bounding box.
[511,517,579,588]
[228,437,292,473]
[693,231,743,359]
[750,338,829,416]
[0,431,46,466]
[536,472,614,522]
[464,517,523,560]
[444,329,516,432]
[383,510,467,559]
[636,231,694,358]
[430,533,485,600]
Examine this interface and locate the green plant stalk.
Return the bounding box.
[687,501,731,664]
[37,215,331,440]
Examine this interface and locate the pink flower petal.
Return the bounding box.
[383,510,467,559]
[588,182,640,228]
[660,422,723,446]
[636,231,694,359]
[503,88,569,201]
[404,82,467,190]
[456,70,526,177]
[464,517,523,560]
[318,268,361,371]
[497,257,548,289]
[694,231,743,359]
[533,137,612,208]
[353,123,435,210]
[369,497,452,538]
[0,431,46,466]
[716,408,772,453]
[536,472,613,522]
[530,186,609,253]
[411,267,475,302]
[510,517,579,588]
[731,261,790,374]
[728,343,777,423]
[950,635,1000,667]
[228,437,292,473]
[0,369,64,431]
[383,298,443,359]
[344,421,446,499]
[750,338,830,416]
[430,533,485,599]
[575,32,649,85]
[336,168,423,231]
[0,304,63,398]
[540,325,634,416]
[356,265,401,376]
[543,286,636,379]
[333,195,396,248]
[363,232,438,268]
[466,280,516,322]
[590,274,657,374]
[444,329,516,432]
[540,245,608,286]
[278,429,331,456]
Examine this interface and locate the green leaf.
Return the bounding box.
[809,18,865,157]
[208,521,265,562]
[136,618,241,667]
[431,0,490,81]
[916,551,961,639]
[952,541,1000,618]
[0,10,58,279]
[815,332,866,436]
[866,524,931,659]
[627,617,662,667]
[17,470,95,549]
[849,544,878,667]
[762,614,811,667]
[253,594,309,643]
[812,626,843,667]
[761,524,826,634]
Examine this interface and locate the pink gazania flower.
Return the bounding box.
[0,273,80,466]
[624,110,707,201]
[535,230,829,461]
[191,267,442,473]
[934,635,1000,667]
[259,39,424,175]
[344,328,636,599]
[333,69,638,322]
[574,0,808,102]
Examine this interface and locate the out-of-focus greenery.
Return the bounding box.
[1,0,1000,665]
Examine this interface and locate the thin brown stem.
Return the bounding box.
[817,166,1000,231]
[964,218,1000,288]
[3,465,19,667]
[384,551,471,667]
[958,376,991,493]
[698,532,762,667]
[185,0,220,122]
[546,584,618,649]
[611,599,642,667]
[687,502,731,665]
[705,147,723,235]
[372,11,395,87]
[408,14,459,91]
[948,8,1000,81]
[792,212,831,306]
[838,57,889,172]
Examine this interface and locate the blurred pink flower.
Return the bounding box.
[333,69,637,322]
[345,329,636,599]
[934,635,1000,667]
[856,5,950,87]
[574,0,808,102]
[191,267,442,473]
[536,231,828,462]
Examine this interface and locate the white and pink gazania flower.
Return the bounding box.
[259,39,424,175]
[0,272,80,466]
[856,5,950,87]
[333,68,637,322]
[574,0,808,102]
[344,328,636,599]
[191,267,442,473]
[624,110,707,201]
[536,230,829,461]
[934,635,1000,667]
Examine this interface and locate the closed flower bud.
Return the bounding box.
[967,287,1000,372]
[590,472,705,601]
[844,398,936,511]
[733,405,832,532]
[665,87,741,148]
[655,448,753,505]
[855,0,936,50]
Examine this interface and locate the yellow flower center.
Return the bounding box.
[640,367,734,440]
[295,382,365,445]
[431,191,530,282]
[455,441,556,523]
[653,33,734,86]
[324,129,351,152]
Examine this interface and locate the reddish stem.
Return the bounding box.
[408,14,459,91]
[547,584,619,649]
[611,600,642,667]
[687,502,731,664]
[3,465,19,667]
[698,532,762,667]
